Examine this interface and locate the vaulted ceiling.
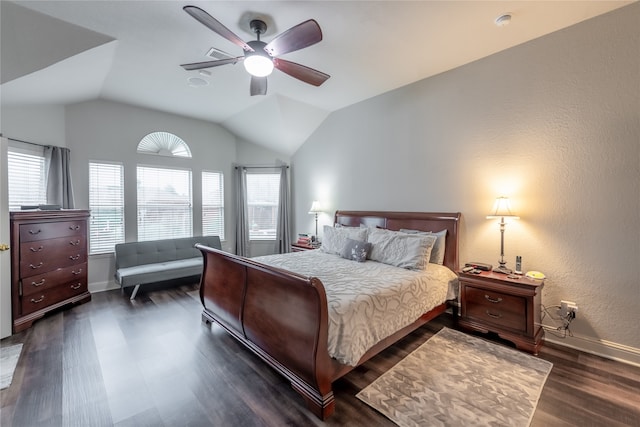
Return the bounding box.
[1,1,633,155]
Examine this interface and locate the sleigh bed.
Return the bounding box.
[196,210,461,419]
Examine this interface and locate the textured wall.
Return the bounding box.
[292,4,639,361]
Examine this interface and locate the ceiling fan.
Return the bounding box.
[180,6,330,96]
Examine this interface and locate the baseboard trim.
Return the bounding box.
[88,281,119,293]
[543,326,640,367]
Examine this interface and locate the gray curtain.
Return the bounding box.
[234,166,250,257]
[275,166,291,254]
[44,146,75,209]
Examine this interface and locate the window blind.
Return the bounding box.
[89,162,125,254]
[246,172,280,240]
[7,150,46,210]
[202,171,225,240]
[137,165,192,241]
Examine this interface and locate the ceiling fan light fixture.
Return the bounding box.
[244,51,274,77]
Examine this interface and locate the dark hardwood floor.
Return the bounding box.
[2,283,639,426]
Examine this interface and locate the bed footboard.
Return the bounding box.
[196,244,336,419]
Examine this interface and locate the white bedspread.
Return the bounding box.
[253,250,459,366]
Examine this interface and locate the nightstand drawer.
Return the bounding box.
[465,286,527,332]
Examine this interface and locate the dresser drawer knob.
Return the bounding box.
[29,262,44,269]
[70,283,82,290]
[485,310,503,319]
[29,246,44,252]
[70,239,81,246]
[28,229,42,235]
[69,254,81,261]
[69,225,80,230]
[31,278,46,287]
[484,295,503,303]
[31,295,45,304]
[71,269,83,275]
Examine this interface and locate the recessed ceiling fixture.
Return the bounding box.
[187,77,208,87]
[495,13,512,27]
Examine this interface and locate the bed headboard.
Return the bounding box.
[334,211,461,272]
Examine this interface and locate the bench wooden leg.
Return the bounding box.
[130,285,140,300]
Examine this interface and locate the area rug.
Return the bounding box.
[357,327,553,427]
[1,343,23,390]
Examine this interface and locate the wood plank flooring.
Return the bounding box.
[2,283,639,426]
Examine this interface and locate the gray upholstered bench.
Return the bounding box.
[114,236,222,300]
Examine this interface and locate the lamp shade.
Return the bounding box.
[487,197,520,219]
[308,201,322,214]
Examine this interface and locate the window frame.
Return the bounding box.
[136,164,193,242]
[88,161,125,255]
[246,171,281,241]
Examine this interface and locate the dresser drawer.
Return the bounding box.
[19,220,86,242]
[21,263,88,297]
[465,286,526,332]
[20,280,88,316]
[20,237,87,276]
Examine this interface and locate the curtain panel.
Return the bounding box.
[44,146,75,209]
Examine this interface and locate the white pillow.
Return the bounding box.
[320,225,368,256]
[399,228,447,265]
[367,228,437,271]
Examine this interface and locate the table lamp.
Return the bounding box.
[487,197,519,274]
[308,201,322,243]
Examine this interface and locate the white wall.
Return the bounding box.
[0,105,67,147]
[292,4,640,364]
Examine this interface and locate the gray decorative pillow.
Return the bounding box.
[400,228,447,265]
[367,228,437,271]
[341,238,372,262]
[320,225,368,256]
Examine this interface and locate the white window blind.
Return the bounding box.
[246,172,280,240]
[89,162,125,254]
[7,149,46,210]
[202,171,224,240]
[137,166,192,241]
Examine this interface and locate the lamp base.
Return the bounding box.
[493,265,513,275]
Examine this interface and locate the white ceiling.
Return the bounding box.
[1,1,633,155]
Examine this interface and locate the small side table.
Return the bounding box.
[291,242,319,252]
[458,270,544,354]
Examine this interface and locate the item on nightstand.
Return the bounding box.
[525,271,546,280]
[464,262,492,271]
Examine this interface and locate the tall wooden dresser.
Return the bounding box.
[9,210,91,332]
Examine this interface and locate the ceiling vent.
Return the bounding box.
[206,47,234,60]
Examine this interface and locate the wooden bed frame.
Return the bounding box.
[196,211,461,419]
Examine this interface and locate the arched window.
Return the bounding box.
[137,132,192,158]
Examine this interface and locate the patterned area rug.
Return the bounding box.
[1,343,23,390]
[357,328,552,427]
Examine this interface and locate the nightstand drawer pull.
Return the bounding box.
[485,310,503,319]
[29,246,44,252]
[484,295,503,303]
[70,283,82,290]
[29,262,44,269]
[31,295,45,304]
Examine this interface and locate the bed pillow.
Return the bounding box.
[320,225,368,256]
[340,238,372,262]
[399,228,448,265]
[367,228,437,270]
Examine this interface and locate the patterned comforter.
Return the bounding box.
[253,250,459,366]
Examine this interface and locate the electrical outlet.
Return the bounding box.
[560,300,578,319]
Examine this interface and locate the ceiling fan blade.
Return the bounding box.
[180,57,242,71]
[273,58,330,87]
[264,19,322,57]
[250,76,267,96]
[183,6,253,52]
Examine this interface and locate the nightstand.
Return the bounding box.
[458,270,544,354]
[291,242,318,252]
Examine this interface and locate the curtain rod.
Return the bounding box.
[235,165,289,169]
[5,136,49,148]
